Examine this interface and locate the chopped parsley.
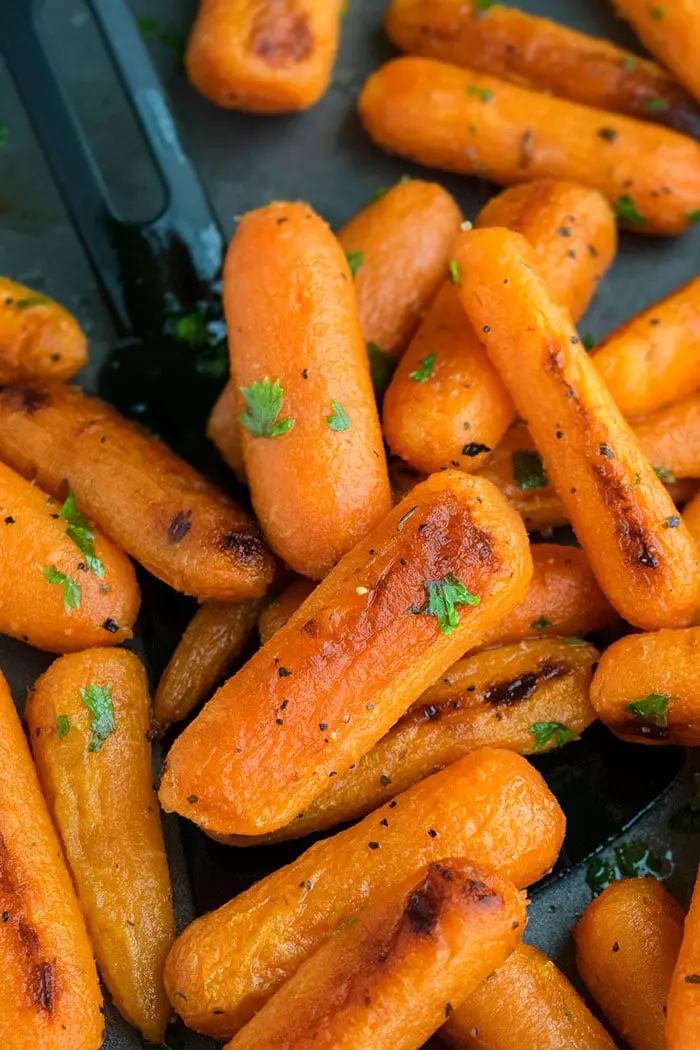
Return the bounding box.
[649,5,665,19]
[346,251,364,277]
[15,295,48,310]
[41,566,81,613]
[528,721,578,751]
[622,56,638,71]
[80,683,116,753]
[56,715,71,740]
[449,259,462,286]
[171,310,207,345]
[467,85,494,102]
[512,449,548,490]
[397,506,418,532]
[474,0,495,10]
[586,839,671,896]
[531,616,553,630]
[410,352,436,383]
[581,333,595,351]
[687,210,700,224]
[615,196,647,227]
[411,574,480,636]
[239,378,294,438]
[648,97,669,112]
[625,692,670,727]
[561,636,588,646]
[326,401,352,432]
[366,342,396,402]
[59,491,104,578]
[654,466,676,483]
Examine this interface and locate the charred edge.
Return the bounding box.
[626,721,671,741]
[168,510,192,543]
[0,833,55,1014]
[484,661,568,706]
[30,961,56,1015]
[590,464,660,570]
[219,531,267,566]
[405,874,443,936]
[0,384,47,414]
[252,8,314,67]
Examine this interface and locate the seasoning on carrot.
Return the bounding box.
[454,226,700,629]
[208,380,247,483]
[158,471,533,836]
[359,57,700,235]
[258,577,316,645]
[0,276,88,383]
[0,381,275,600]
[0,670,103,1050]
[163,747,565,1037]
[667,861,700,1049]
[612,0,700,107]
[225,202,391,579]
[632,392,700,480]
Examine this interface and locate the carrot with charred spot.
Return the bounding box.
[0,277,88,383]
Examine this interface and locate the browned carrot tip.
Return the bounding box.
[590,626,700,745]
[0,380,275,600]
[0,670,103,1049]
[612,0,700,107]
[359,57,700,236]
[186,0,345,113]
[163,748,564,1038]
[207,380,247,483]
[0,276,88,383]
[667,861,700,1049]
[454,226,700,630]
[442,942,617,1049]
[385,0,700,139]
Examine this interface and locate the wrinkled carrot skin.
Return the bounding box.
[226,860,525,1050]
[258,577,316,644]
[590,627,700,745]
[0,277,88,384]
[163,748,565,1037]
[359,58,700,236]
[159,471,533,835]
[153,599,261,731]
[224,637,597,845]
[455,228,700,630]
[0,381,274,600]
[667,863,700,1050]
[0,671,103,1050]
[225,202,391,579]
[26,650,175,1042]
[633,393,700,480]
[612,0,700,106]
[442,943,616,1050]
[575,877,684,1050]
[207,381,246,483]
[384,181,615,476]
[337,178,463,357]
[385,0,700,139]
[186,0,343,112]
[593,278,700,418]
[0,460,139,652]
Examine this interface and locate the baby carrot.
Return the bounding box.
[590,627,700,745]
[575,876,684,1050]
[454,227,700,629]
[385,0,700,139]
[225,202,391,579]
[683,486,700,543]
[159,471,533,836]
[442,943,617,1050]
[208,381,246,483]
[0,381,275,600]
[0,670,103,1050]
[186,0,344,112]
[258,577,316,645]
[612,0,700,105]
[359,57,700,235]
[633,392,700,480]
[163,748,565,1037]
[667,863,700,1050]
[0,277,88,383]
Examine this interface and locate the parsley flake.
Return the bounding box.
[346,251,364,277]
[561,636,588,646]
[474,0,495,10]
[41,566,81,613]
[625,692,670,727]
[615,196,647,227]
[528,721,578,751]
[410,352,436,383]
[649,5,665,19]
[411,574,480,636]
[467,85,494,101]
[366,342,396,401]
[512,449,548,490]
[449,259,462,286]
[581,333,595,351]
[59,491,104,578]
[587,839,670,896]
[80,683,116,753]
[15,295,48,310]
[654,466,676,484]
[531,616,552,630]
[648,97,669,112]
[326,401,352,432]
[239,378,294,438]
[56,715,71,740]
[623,57,638,71]
[687,210,700,224]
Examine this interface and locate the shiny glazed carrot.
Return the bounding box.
[633,393,700,480]
[683,486,700,543]
[226,860,526,1050]
[153,599,261,731]
[575,876,684,1050]
[163,748,565,1037]
[590,627,700,745]
[26,649,175,1042]
[359,58,700,235]
[442,943,617,1050]
[385,0,700,139]
[224,637,597,844]
[0,460,139,652]
[337,177,462,357]
[208,380,246,483]
[667,862,700,1049]
[0,381,274,600]
[159,471,532,835]
[225,202,391,579]
[258,577,316,644]
[186,0,344,112]
[0,670,103,1050]
[0,277,87,383]
[593,277,700,417]
[612,0,700,105]
[455,227,700,629]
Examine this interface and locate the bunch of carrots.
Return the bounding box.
[4,0,700,1048]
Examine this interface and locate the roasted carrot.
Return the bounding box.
[225,202,391,579]
[226,860,526,1050]
[153,599,261,731]
[0,276,88,383]
[337,177,462,358]
[163,747,565,1037]
[25,649,175,1042]
[683,486,700,543]
[0,381,274,600]
[633,392,700,480]
[258,577,316,645]
[208,380,247,483]
[159,471,532,836]
[593,277,700,417]
[383,180,615,475]
[186,0,344,112]
[667,862,700,1049]
[359,58,700,236]
[575,876,684,1050]
[590,627,700,745]
[0,670,103,1050]
[612,0,700,106]
[442,943,617,1050]
[385,0,700,139]
[0,460,140,653]
[454,227,700,629]
[224,637,597,845]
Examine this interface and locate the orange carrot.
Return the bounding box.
[208,381,246,483]
[683,486,700,543]
[667,862,700,1049]
[0,277,88,383]
[633,393,700,480]
[258,577,316,645]
[612,0,700,106]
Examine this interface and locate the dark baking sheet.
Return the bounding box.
[1,1,700,1047]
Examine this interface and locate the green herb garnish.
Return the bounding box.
[449,259,462,286]
[59,491,104,578]
[467,85,494,102]
[80,683,116,753]
[346,251,364,277]
[615,195,647,227]
[411,574,480,636]
[512,449,548,490]
[531,616,553,630]
[624,692,670,727]
[15,295,48,310]
[654,466,677,483]
[474,0,495,10]
[528,721,578,751]
[56,715,71,740]
[561,636,588,646]
[586,839,670,896]
[239,378,294,438]
[326,401,352,432]
[648,97,669,112]
[41,566,81,613]
[581,333,595,351]
[649,5,665,19]
[410,352,436,383]
[687,210,700,224]
[366,342,396,402]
